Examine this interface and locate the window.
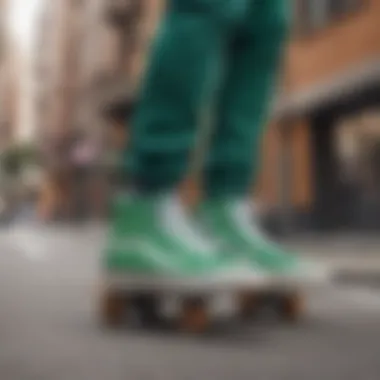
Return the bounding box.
[294,0,364,35]
[327,0,363,19]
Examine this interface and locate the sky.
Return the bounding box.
[8,0,43,54]
[7,0,43,141]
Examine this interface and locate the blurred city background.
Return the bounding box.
[1,1,380,379]
[1,0,380,234]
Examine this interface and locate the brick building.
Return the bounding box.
[34,0,156,219]
[264,0,380,232]
[0,0,8,144]
[0,0,24,150]
[34,0,108,219]
[0,0,14,147]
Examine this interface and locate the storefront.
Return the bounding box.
[263,60,380,233]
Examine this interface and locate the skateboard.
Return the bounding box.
[101,288,212,333]
[100,286,304,333]
[99,274,276,333]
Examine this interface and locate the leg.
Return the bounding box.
[198,1,328,300]
[197,0,302,284]
[204,0,290,198]
[129,0,248,193]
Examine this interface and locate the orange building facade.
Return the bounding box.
[264,0,380,231]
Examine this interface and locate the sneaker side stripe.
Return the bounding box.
[110,238,182,273]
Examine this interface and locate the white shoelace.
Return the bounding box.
[160,195,217,255]
[227,199,274,248]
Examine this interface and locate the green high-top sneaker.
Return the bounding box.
[197,199,330,287]
[103,193,268,293]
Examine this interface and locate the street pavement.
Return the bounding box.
[0,223,380,380]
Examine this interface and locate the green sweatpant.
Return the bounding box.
[129,0,290,197]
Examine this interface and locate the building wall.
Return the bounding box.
[0,0,19,146]
[286,0,380,93]
[35,0,107,138]
[35,0,72,140]
[36,0,156,219]
[272,0,380,217]
[35,0,104,220]
[0,0,8,135]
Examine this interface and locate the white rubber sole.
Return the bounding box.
[263,263,334,291]
[103,271,270,295]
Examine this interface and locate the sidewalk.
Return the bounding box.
[283,235,380,283]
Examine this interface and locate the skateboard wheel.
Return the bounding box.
[280,292,304,322]
[101,289,125,327]
[179,297,209,333]
[238,291,258,320]
[132,294,162,327]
